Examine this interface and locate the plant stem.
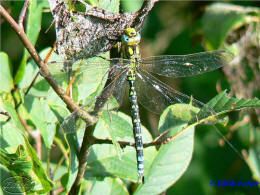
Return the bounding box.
[18,0,30,30]
[69,126,95,194]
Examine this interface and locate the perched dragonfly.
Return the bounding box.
[47,28,234,183]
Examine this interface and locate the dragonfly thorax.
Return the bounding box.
[122,28,141,60]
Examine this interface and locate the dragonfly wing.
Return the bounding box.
[45,59,112,91]
[94,68,128,113]
[46,58,131,99]
[61,68,128,134]
[140,50,234,77]
[47,58,132,74]
[135,68,214,118]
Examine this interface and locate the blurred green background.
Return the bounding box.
[1,0,260,195]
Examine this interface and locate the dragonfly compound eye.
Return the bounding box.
[125,28,137,37]
[122,35,129,43]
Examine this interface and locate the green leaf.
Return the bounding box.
[21,133,54,193]
[0,52,13,92]
[85,0,120,13]
[98,111,126,158]
[86,177,129,195]
[121,0,143,12]
[2,99,26,133]
[19,47,61,96]
[18,57,39,90]
[48,103,81,192]
[0,165,24,194]
[14,0,49,84]
[134,106,194,195]
[98,0,120,13]
[134,92,260,194]
[48,103,69,124]
[207,91,260,114]
[248,144,260,182]
[130,91,259,194]
[48,103,82,148]
[202,3,251,50]
[62,125,86,192]
[44,55,109,109]
[0,145,32,176]
[158,104,199,135]
[247,128,260,182]
[0,122,25,153]
[0,125,53,193]
[72,57,109,103]
[23,95,55,149]
[85,112,156,182]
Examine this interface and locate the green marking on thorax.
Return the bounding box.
[121,28,141,80]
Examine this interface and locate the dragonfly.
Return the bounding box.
[47,28,234,183]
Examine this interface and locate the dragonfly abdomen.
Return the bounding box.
[127,74,145,183]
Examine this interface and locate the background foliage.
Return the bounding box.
[1,0,260,194]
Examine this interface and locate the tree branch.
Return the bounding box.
[133,0,160,30]
[69,125,95,194]
[92,128,172,148]
[48,0,159,60]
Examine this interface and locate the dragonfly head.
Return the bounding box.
[122,28,141,46]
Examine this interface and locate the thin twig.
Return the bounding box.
[66,71,79,95]
[0,111,10,117]
[15,44,56,110]
[18,0,30,30]
[54,137,69,160]
[54,187,65,195]
[92,123,195,149]
[45,19,55,33]
[93,137,135,147]
[18,112,42,158]
[53,155,66,177]
[46,148,51,180]
[52,137,69,176]
[92,129,171,148]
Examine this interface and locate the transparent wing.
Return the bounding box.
[45,57,131,100]
[44,59,110,88]
[93,68,128,113]
[61,68,128,134]
[140,50,234,78]
[135,68,214,119]
[46,58,132,76]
